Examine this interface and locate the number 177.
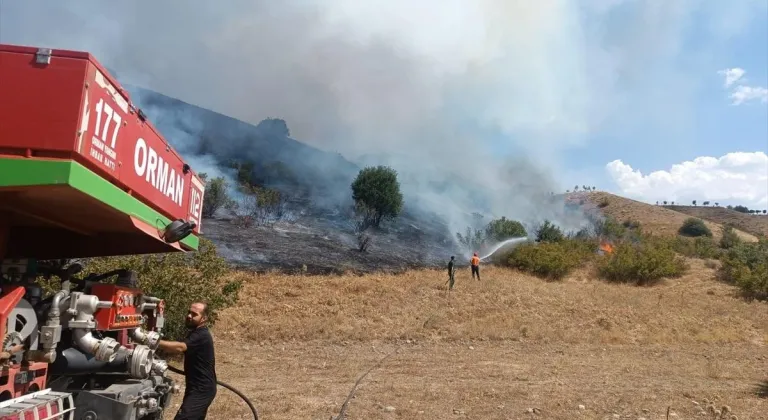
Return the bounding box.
[94,97,122,149]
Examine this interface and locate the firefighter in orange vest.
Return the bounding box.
[470,252,481,281]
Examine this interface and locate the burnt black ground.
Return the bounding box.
[201,212,458,275]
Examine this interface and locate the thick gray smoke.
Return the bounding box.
[3,1,757,248]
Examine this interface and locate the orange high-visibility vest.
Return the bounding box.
[470,256,480,266]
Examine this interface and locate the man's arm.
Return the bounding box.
[157,339,187,355]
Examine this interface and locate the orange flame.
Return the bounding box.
[599,241,614,254]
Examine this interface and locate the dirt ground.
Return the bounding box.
[162,263,767,419]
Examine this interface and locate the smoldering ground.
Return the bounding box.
[8,0,743,251]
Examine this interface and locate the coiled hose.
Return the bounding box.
[167,365,259,420]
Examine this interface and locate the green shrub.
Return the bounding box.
[351,165,404,229]
[536,220,565,243]
[622,219,641,230]
[678,217,712,238]
[81,238,242,340]
[597,238,688,285]
[718,240,768,300]
[485,217,527,241]
[506,238,596,280]
[592,216,634,242]
[719,224,741,249]
[670,236,722,260]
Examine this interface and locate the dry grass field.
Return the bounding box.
[162,262,768,419]
[666,206,768,238]
[579,192,759,243]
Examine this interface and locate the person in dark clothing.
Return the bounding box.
[158,302,218,420]
[447,256,456,290]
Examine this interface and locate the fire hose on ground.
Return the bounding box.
[167,365,259,420]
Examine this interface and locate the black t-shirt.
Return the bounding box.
[183,326,217,393]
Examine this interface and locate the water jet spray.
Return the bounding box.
[479,237,528,261]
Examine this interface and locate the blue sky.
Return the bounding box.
[1,0,766,210]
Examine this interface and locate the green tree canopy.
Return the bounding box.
[484,217,527,242]
[351,165,404,229]
[199,173,234,219]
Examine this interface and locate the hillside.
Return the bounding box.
[664,205,768,237]
[123,86,762,274]
[163,263,768,419]
[125,86,459,273]
[577,191,759,242]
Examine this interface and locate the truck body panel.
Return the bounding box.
[0,44,204,236]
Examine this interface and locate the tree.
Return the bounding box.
[457,217,527,252]
[692,200,697,206]
[763,210,767,215]
[255,117,290,137]
[350,165,404,229]
[535,220,564,243]
[231,184,288,227]
[663,201,668,205]
[456,227,486,251]
[485,217,527,242]
[734,205,750,213]
[703,201,710,206]
[199,173,234,219]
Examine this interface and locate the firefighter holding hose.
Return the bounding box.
[470,252,481,281]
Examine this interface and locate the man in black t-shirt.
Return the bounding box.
[158,301,218,420]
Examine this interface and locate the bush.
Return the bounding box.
[506,238,596,280]
[719,224,741,249]
[670,236,722,260]
[597,238,688,285]
[81,238,242,340]
[199,173,235,219]
[485,217,527,241]
[592,217,628,241]
[622,219,641,230]
[678,217,712,238]
[718,239,768,300]
[456,216,527,253]
[535,220,564,243]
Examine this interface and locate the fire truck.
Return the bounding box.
[0,43,206,419]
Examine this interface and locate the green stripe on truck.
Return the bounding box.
[0,157,199,250]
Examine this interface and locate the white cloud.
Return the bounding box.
[730,85,768,105]
[606,152,768,208]
[717,67,768,105]
[718,67,745,87]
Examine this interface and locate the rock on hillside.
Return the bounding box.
[577,192,758,242]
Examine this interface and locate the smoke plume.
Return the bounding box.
[4,1,758,247]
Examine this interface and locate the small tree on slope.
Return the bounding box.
[350,165,404,229]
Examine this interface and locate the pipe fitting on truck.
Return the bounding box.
[36,289,70,363]
[66,292,123,363]
[73,330,121,362]
[131,327,160,350]
[128,345,154,378]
